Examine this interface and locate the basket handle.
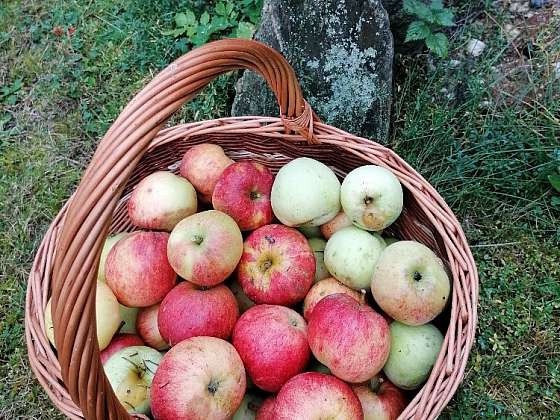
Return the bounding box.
[50,39,317,419]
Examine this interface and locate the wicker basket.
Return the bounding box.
[25,39,478,419]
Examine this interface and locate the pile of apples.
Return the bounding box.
[45,143,451,420]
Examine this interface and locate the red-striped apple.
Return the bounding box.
[128,171,197,231]
[303,277,365,320]
[308,293,390,383]
[352,376,407,420]
[274,372,363,419]
[232,305,310,392]
[256,397,276,420]
[136,303,169,351]
[167,210,243,287]
[237,224,315,305]
[212,161,274,231]
[151,337,246,419]
[158,281,239,346]
[180,143,233,203]
[320,211,352,239]
[106,231,176,307]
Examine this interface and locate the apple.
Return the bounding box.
[167,210,243,287]
[324,226,386,290]
[383,321,444,390]
[320,211,352,239]
[158,281,239,346]
[232,305,310,392]
[212,161,274,231]
[271,157,341,227]
[100,333,144,364]
[180,143,234,202]
[303,277,365,320]
[308,294,390,383]
[104,345,162,414]
[151,336,246,419]
[44,281,121,351]
[98,232,127,282]
[106,231,176,307]
[297,225,323,239]
[229,279,255,314]
[136,303,169,351]
[274,372,363,419]
[119,304,139,334]
[308,238,330,283]
[352,376,407,420]
[233,392,264,420]
[371,241,450,325]
[256,397,276,420]
[128,171,197,231]
[340,165,403,231]
[237,224,315,305]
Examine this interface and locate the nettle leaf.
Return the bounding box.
[425,32,449,58]
[403,0,434,22]
[200,11,210,26]
[175,10,196,28]
[405,20,431,42]
[235,21,255,39]
[215,2,227,16]
[434,8,455,27]
[549,174,560,193]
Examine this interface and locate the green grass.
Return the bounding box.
[1,0,559,418]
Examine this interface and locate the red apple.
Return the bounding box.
[106,231,176,307]
[352,376,407,420]
[212,161,274,231]
[303,277,366,320]
[167,210,243,287]
[128,171,197,231]
[256,396,276,420]
[158,281,239,346]
[180,143,233,202]
[237,224,315,305]
[151,336,246,419]
[308,293,390,383]
[320,211,353,239]
[100,333,144,365]
[274,372,363,419]
[232,305,310,392]
[136,303,169,351]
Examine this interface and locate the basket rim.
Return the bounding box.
[26,114,479,420]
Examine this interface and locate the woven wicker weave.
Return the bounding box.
[25,39,478,420]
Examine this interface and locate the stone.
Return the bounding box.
[466,39,486,57]
[232,0,393,143]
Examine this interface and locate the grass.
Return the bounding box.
[1,0,559,418]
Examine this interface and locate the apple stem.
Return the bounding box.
[250,191,261,200]
[369,376,383,393]
[191,234,204,245]
[413,271,422,282]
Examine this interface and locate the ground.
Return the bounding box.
[0,0,559,418]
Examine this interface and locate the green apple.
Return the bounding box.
[232,392,264,420]
[271,157,341,226]
[298,225,323,239]
[98,232,127,282]
[324,227,386,290]
[44,281,121,351]
[341,165,403,231]
[383,321,443,390]
[371,241,450,325]
[308,238,330,283]
[119,304,138,334]
[104,345,162,414]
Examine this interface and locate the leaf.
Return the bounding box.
[433,8,455,27]
[403,0,434,22]
[425,32,449,58]
[215,2,227,16]
[235,21,255,39]
[200,11,210,26]
[431,0,444,9]
[405,20,431,42]
[549,174,560,193]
